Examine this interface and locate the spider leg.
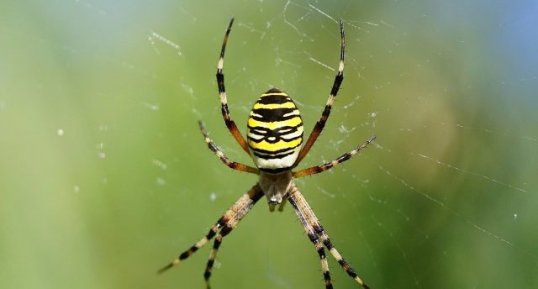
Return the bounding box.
[294,20,345,166]
[315,224,370,289]
[157,220,221,274]
[199,121,259,174]
[293,135,376,178]
[203,183,264,288]
[288,186,370,289]
[216,18,251,156]
[158,184,264,275]
[288,188,334,289]
[203,235,222,289]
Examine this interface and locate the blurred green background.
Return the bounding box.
[1,1,537,289]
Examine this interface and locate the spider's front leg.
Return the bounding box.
[287,187,334,289]
[288,186,370,289]
[201,184,264,289]
[158,184,264,285]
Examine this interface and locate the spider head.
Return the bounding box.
[246,88,304,172]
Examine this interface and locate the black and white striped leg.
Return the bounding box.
[158,184,264,275]
[293,135,376,178]
[203,234,222,289]
[317,243,333,289]
[158,221,222,274]
[314,225,370,289]
[203,217,241,289]
[288,188,334,289]
[216,18,251,156]
[198,121,259,174]
[295,19,346,166]
[288,186,370,289]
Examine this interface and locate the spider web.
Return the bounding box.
[1,1,537,289]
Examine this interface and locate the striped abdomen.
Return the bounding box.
[247,88,304,172]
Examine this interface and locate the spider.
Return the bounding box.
[159,18,376,289]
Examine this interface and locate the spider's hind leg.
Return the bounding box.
[294,20,346,166]
[215,18,251,155]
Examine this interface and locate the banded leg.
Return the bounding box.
[314,225,370,289]
[288,188,334,289]
[158,220,222,274]
[216,18,251,156]
[203,199,252,289]
[199,121,259,174]
[203,235,223,289]
[294,20,345,166]
[288,186,370,289]
[158,184,264,274]
[293,135,376,178]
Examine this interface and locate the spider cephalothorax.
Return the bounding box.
[159,18,376,289]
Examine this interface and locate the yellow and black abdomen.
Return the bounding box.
[247,88,304,172]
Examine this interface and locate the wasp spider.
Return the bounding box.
[159,18,376,289]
